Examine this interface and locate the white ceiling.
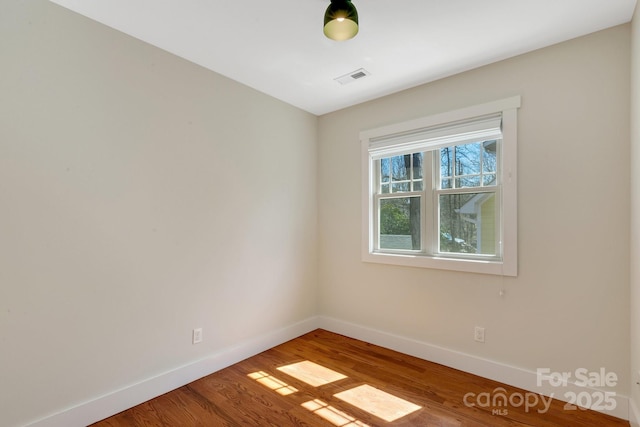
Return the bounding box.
[49,0,637,116]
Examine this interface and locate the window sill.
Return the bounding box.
[362,251,517,276]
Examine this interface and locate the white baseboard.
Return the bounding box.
[24,317,319,427]
[318,315,630,421]
[630,397,640,427]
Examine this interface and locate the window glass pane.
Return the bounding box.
[412,153,423,179]
[381,183,390,194]
[456,176,481,188]
[392,155,409,181]
[439,193,496,255]
[455,143,481,175]
[413,180,423,191]
[483,174,496,186]
[379,197,421,250]
[440,147,453,178]
[392,182,410,192]
[482,140,498,173]
[380,158,390,183]
[441,178,452,189]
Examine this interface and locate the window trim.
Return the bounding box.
[361,97,520,276]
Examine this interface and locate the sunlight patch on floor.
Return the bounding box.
[334,384,422,422]
[277,360,347,387]
[251,361,420,423]
[247,371,298,395]
[301,399,370,427]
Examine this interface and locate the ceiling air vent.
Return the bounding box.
[334,68,370,85]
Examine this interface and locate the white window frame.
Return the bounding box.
[361,97,520,276]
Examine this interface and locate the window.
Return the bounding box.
[361,97,520,276]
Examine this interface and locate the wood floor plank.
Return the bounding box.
[91,329,629,427]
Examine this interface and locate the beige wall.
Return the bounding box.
[0,1,318,426]
[318,24,630,396]
[631,2,640,424]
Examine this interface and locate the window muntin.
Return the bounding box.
[361,97,519,276]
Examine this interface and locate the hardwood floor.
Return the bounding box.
[92,329,629,426]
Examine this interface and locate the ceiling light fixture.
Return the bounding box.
[323,0,358,41]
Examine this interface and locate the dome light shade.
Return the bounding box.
[323,0,358,41]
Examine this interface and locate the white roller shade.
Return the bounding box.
[368,113,502,159]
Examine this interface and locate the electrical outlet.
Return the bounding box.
[193,328,203,344]
[474,326,485,343]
